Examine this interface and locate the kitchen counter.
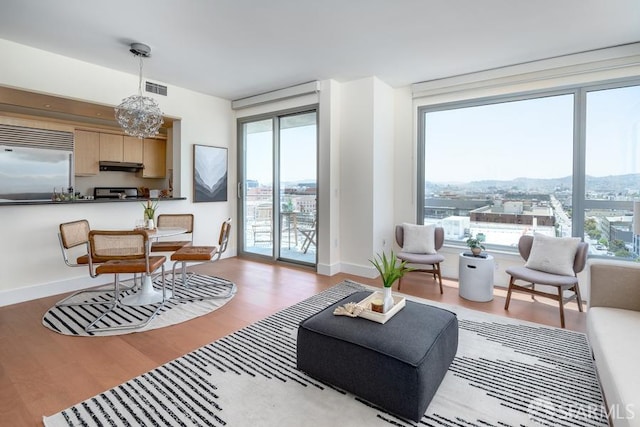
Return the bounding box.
[0,197,187,206]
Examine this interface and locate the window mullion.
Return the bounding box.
[573,89,586,239]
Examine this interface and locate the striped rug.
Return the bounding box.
[43,280,608,426]
[42,274,236,336]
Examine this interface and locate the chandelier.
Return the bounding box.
[114,43,164,138]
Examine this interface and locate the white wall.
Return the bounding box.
[0,39,235,305]
[371,78,395,257]
[392,86,415,229]
[338,78,375,276]
[317,80,342,275]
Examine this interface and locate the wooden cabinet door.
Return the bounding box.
[123,136,143,163]
[142,138,166,178]
[99,133,124,161]
[74,130,99,175]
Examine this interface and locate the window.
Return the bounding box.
[418,80,640,259]
[584,84,640,259]
[238,107,318,266]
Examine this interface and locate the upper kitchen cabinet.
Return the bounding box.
[77,130,165,177]
[74,130,100,176]
[123,136,143,163]
[99,133,123,161]
[142,138,166,178]
[99,133,143,163]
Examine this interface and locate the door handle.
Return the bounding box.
[237,182,242,199]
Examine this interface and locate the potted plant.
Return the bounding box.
[369,251,412,312]
[142,200,158,229]
[466,235,485,256]
[282,198,295,212]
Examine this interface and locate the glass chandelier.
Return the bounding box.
[114,43,164,138]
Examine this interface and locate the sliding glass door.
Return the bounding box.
[238,108,317,266]
[241,118,274,257]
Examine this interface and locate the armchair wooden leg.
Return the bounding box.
[573,284,584,312]
[558,287,566,328]
[504,276,515,310]
[435,263,443,294]
[397,276,403,291]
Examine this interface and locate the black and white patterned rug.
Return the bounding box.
[42,274,236,336]
[43,280,608,426]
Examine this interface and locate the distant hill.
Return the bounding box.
[428,174,640,193]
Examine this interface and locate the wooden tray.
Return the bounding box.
[358,291,406,324]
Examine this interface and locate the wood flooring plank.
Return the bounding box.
[0,367,31,427]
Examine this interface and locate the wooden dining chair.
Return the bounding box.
[169,218,236,301]
[85,229,167,332]
[56,219,135,307]
[150,213,194,252]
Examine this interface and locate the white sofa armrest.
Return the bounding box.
[589,260,640,311]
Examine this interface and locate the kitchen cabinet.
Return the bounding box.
[99,133,143,163]
[74,130,100,175]
[123,136,143,163]
[142,138,166,178]
[99,133,123,162]
[74,129,165,177]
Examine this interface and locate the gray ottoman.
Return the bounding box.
[297,291,458,422]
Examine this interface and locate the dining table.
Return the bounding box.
[120,226,187,306]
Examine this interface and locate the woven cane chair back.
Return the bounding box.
[59,220,90,249]
[156,214,194,234]
[89,230,147,260]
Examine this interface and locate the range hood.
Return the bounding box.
[99,161,144,172]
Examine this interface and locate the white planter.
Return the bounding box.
[382,286,394,313]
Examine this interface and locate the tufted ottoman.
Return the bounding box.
[297,291,458,422]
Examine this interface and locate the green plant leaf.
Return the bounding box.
[369,251,414,287]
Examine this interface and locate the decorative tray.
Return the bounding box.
[358,291,406,324]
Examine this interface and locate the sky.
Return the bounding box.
[424,85,640,183]
[240,85,640,187]
[245,124,316,185]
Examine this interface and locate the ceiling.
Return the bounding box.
[1,0,639,102]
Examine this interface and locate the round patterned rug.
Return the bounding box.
[42,274,236,336]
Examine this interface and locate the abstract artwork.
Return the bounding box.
[193,145,228,202]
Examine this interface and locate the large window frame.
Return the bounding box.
[417,77,640,255]
[237,105,319,266]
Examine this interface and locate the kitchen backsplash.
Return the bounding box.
[75,172,168,198]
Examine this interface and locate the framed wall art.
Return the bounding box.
[193,144,228,202]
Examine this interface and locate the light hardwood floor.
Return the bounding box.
[0,257,586,426]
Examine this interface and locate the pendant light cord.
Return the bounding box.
[138,54,144,96]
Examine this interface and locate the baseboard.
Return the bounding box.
[0,275,111,307]
[316,262,340,276]
[339,262,378,279]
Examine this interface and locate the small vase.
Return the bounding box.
[471,247,482,256]
[382,286,394,313]
[146,218,155,230]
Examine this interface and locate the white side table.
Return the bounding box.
[458,252,494,302]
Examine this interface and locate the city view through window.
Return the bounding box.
[421,83,640,260]
[241,111,317,265]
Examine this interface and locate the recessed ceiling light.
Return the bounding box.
[44,104,51,108]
